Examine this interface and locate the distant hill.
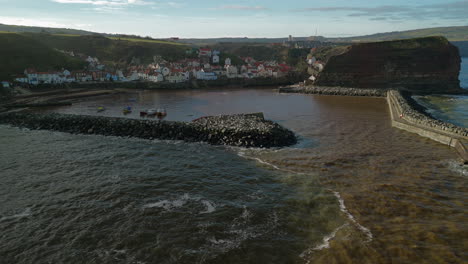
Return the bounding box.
[0,23,96,36]
[0,33,86,81]
[328,26,468,42]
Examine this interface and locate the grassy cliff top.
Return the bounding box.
[0,33,86,81]
[353,36,451,50]
[0,32,192,81]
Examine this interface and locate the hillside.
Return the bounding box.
[23,33,189,66]
[0,33,86,81]
[329,26,468,42]
[0,32,191,81]
[0,23,96,36]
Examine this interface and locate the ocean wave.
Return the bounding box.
[332,191,373,242]
[200,200,216,214]
[143,194,217,214]
[300,224,348,263]
[0,208,31,222]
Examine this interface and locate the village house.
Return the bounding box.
[225,65,239,78]
[148,73,164,83]
[24,69,39,85]
[1,81,10,88]
[14,75,28,84]
[199,48,212,57]
[212,54,220,64]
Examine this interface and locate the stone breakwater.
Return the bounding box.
[0,112,297,148]
[388,90,468,137]
[279,86,387,97]
[387,90,468,163]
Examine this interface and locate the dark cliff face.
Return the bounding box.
[316,37,462,94]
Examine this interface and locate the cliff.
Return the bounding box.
[315,37,463,94]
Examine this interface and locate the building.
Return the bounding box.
[1,81,10,88]
[212,55,220,64]
[199,48,212,57]
[225,58,232,66]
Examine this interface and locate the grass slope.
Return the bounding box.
[0,33,86,81]
[24,33,190,66]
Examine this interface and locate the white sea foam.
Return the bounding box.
[0,208,31,222]
[300,223,348,262]
[144,194,218,214]
[200,200,216,214]
[333,191,373,242]
[143,193,191,210]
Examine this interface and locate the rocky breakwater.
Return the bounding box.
[315,37,463,94]
[389,90,468,137]
[0,112,297,148]
[279,86,387,97]
[388,90,468,163]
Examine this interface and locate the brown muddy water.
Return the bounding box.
[1,88,466,264]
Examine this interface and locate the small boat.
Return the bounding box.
[123,106,132,114]
[140,109,157,117]
[156,108,167,120]
[97,106,105,113]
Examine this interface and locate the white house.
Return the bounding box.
[24,69,38,85]
[212,55,220,64]
[15,76,28,83]
[226,65,238,78]
[37,72,61,84]
[148,73,164,82]
[127,72,140,81]
[166,73,186,83]
[161,67,171,76]
[225,58,232,66]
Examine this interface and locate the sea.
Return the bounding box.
[0,62,467,263]
[414,57,468,127]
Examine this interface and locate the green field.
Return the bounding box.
[0,33,86,81]
[107,36,185,45]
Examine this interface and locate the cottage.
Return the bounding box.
[225,58,232,66]
[24,69,38,85]
[225,65,238,78]
[148,73,164,83]
[212,55,220,64]
[14,75,28,84]
[1,81,10,88]
[199,48,212,57]
[37,72,61,84]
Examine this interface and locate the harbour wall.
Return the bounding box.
[279,85,468,163]
[0,112,297,148]
[387,90,468,163]
[278,86,387,97]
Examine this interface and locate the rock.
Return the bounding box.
[315,37,463,94]
[0,112,297,148]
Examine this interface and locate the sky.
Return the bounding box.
[0,0,467,38]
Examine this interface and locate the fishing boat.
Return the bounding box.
[140,109,157,117]
[123,106,132,114]
[156,108,167,120]
[97,106,105,113]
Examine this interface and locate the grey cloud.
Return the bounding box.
[295,1,468,21]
